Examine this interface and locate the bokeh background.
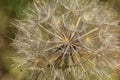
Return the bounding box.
[0,0,119,80]
[0,0,31,80]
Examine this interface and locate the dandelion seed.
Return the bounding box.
[11,0,120,80]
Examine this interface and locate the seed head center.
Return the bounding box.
[64,37,71,45]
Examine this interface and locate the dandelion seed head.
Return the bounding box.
[11,0,120,80]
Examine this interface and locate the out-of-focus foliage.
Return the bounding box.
[0,0,31,80]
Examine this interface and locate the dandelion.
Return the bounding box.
[11,0,120,80]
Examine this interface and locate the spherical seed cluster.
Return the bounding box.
[12,0,120,80]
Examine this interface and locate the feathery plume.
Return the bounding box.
[11,0,120,80]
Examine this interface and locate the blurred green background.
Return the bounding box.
[0,0,31,80]
[0,0,119,80]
